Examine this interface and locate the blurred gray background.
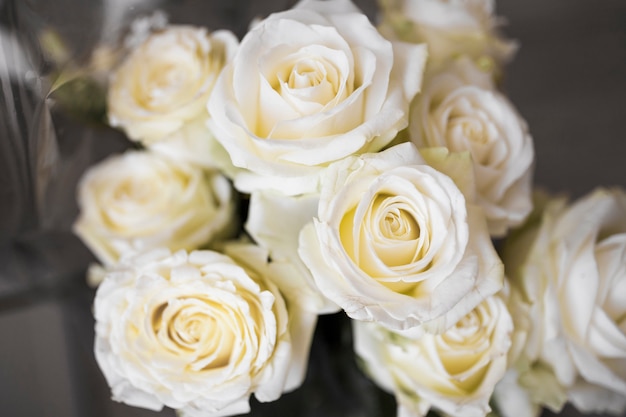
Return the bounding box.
[0,0,625,416]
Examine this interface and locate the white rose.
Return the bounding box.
[108,26,238,145]
[94,247,316,417]
[354,294,513,417]
[73,151,235,265]
[298,142,503,335]
[244,148,481,315]
[411,57,534,237]
[378,0,516,72]
[500,188,626,416]
[207,0,427,195]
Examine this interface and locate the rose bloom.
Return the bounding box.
[298,143,503,335]
[245,146,481,318]
[498,188,626,417]
[410,57,534,237]
[73,151,235,265]
[107,25,238,146]
[207,0,427,195]
[354,294,513,417]
[378,0,516,73]
[94,247,316,417]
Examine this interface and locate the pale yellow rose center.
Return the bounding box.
[100,164,187,231]
[151,297,239,371]
[339,193,430,293]
[435,303,491,392]
[144,63,187,98]
[289,60,332,87]
[432,91,506,167]
[140,57,200,109]
[255,44,354,136]
[380,206,420,241]
[449,106,489,144]
[276,57,344,108]
[114,177,157,203]
[451,117,490,145]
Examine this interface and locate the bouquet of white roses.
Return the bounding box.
[67,0,626,416]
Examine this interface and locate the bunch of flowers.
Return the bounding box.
[70,0,626,416]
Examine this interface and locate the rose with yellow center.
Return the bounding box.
[354,294,513,417]
[298,142,503,334]
[207,0,427,195]
[73,151,235,265]
[94,247,315,417]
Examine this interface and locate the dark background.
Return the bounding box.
[0,0,625,416]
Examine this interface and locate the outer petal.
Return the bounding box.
[246,191,338,314]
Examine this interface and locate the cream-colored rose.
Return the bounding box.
[207,0,427,195]
[354,294,512,417]
[108,25,238,146]
[378,0,516,73]
[94,247,315,416]
[298,143,503,335]
[499,188,626,417]
[411,57,534,237]
[73,151,235,265]
[245,147,483,318]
